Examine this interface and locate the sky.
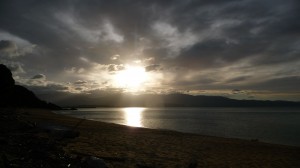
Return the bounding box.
[0,0,300,103]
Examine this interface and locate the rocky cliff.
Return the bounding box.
[0,64,60,109]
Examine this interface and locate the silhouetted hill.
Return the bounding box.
[0,64,61,109]
[162,94,300,107]
[51,92,300,108]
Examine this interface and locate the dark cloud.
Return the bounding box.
[74,80,88,85]
[32,74,46,80]
[26,83,70,101]
[227,76,252,83]
[0,59,25,75]
[145,64,160,72]
[242,76,300,92]
[47,83,69,91]
[0,0,299,101]
[161,0,300,69]
[0,40,15,51]
[0,40,17,57]
[232,89,241,92]
[107,64,125,72]
[232,89,247,95]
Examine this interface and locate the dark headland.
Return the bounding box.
[1,64,300,167]
[0,64,60,109]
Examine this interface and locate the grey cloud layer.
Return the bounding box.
[0,0,299,100]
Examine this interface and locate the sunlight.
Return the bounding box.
[123,107,145,127]
[113,65,148,91]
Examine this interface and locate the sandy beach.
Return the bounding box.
[1,108,300,168]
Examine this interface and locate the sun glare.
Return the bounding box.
[123,107,145,127]
[114,65,148,90]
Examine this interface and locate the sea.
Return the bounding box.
[55,107,300,146]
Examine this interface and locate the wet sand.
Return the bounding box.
[1,108,300,168]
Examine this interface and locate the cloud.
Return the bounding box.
[107,64,125,72]
[152,21,199,57]
[0,0,299,101]
[47,83,69,91]
[0,33,36,58]
[54,12,124,44]
[145,64,160,72]
[26,83,70,100]
[65,67,86,74]
[32,74,46,80]
[242,76,300,92]
[227,76,252,84]
[110,54,120,60]
[0,40,18,57]
[54,12,102,43]
[0,40,16,51]
[74,80,88,85]
[0,61,25,74]
[101,20,124,43]
[0,31,32,47]
[23,74,48,86]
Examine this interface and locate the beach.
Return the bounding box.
[1,108,300,168]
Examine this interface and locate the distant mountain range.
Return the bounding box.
[65,93,300,108]
[1,63,299,108]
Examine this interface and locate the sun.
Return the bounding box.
[113,65,148,91]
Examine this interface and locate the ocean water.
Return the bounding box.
[56,107,300,146]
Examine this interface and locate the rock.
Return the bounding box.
[0,64,61,109]
[52,129,79,139]
[0,64,15,89]
[38,123,79,139]
[85,156,108,168]
[188,159,198,168]
[1,85,47,107]
[1,153,9,168]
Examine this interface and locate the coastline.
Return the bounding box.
[1,108,300,168]
[58,107,300,147]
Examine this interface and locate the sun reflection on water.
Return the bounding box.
[123,107,145,127]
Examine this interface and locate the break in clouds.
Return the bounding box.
[0,0,300,102]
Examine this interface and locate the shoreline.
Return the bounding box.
[1,108,300,167]
[57,107,300,147]
[60,116,299,148]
